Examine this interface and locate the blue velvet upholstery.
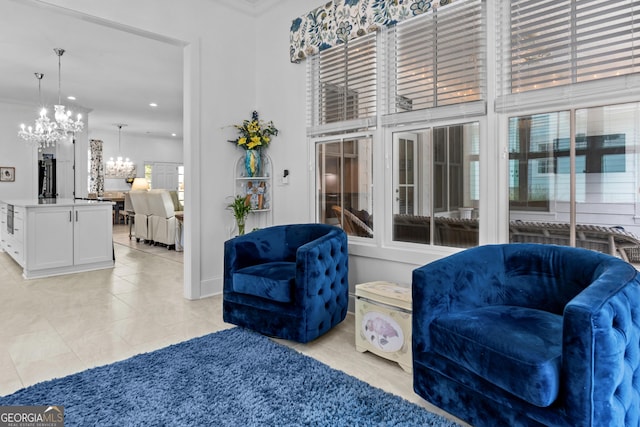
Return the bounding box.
[412,244,640,427]
[223,224,349,343]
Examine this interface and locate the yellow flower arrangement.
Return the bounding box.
[229,111,279,150]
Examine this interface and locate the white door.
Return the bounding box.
[393,133,418,215]
[151,162,180,190]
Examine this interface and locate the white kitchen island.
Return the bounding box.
[0,199,115,279]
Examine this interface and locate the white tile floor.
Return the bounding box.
[0,224,466,426]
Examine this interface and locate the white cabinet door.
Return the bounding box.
[27,207,74,270]
[73,205,113,265]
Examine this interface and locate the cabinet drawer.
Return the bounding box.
[4,235,24,266]
[12,217,24,242]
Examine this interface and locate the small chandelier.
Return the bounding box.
[53,48,84,134]
[106,124,135,178]
[18,73,66,149]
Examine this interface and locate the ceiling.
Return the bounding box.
[1,0,284,141]
[0,0,185,140]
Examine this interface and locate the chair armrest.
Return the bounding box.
[561,261,640,425]
[294,230,348,308]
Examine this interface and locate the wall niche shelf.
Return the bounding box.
[234,152,273,230]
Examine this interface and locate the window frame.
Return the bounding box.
[385,119,482,249]
[312,132,375,240]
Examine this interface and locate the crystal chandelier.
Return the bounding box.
[18,48,84,149]
[106,124,135,178]
[53,48,84,134]
[18,73,66,149]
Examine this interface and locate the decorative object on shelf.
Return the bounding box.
[0,167,15,182]
[52,48,84,135]
[244,149,261,177]
[233,153,272,231]
[18,73,66,149]
[229,111,278,177]
[227,194,252,236]
[245,181,265,210]
[106,124,136,179]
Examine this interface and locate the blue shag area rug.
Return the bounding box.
[1,327,460,426]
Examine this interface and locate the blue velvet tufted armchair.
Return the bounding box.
[223,224,349,343]
[412,244,640,427]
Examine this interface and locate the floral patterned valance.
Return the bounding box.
[290,0,453,63]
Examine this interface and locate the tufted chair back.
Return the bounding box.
[223,223,348,343]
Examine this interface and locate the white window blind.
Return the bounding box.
[505,0,640,94]
[307,34,377,132]
[388,0,485,114]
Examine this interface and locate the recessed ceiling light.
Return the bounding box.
[67,96,76,100]
[149,102,158,107]
[171,133,177,137]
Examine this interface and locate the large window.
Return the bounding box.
[509,103,640,254]
[317,137,373,238]
[392,122,480,247]
[307,0,485,246]
[309,31,377,239]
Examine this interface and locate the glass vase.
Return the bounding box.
[245,149,261,177]
[237,218,246,236]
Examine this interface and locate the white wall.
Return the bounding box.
[254,0,318,226]
[0,101,42,200]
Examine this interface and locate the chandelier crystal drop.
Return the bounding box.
[18,73,66,149]
[53,48,84,134]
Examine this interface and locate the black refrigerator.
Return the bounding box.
[38,157,56,198]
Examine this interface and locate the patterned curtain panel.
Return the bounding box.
[89,139,105,197]
[290,0,453,63]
